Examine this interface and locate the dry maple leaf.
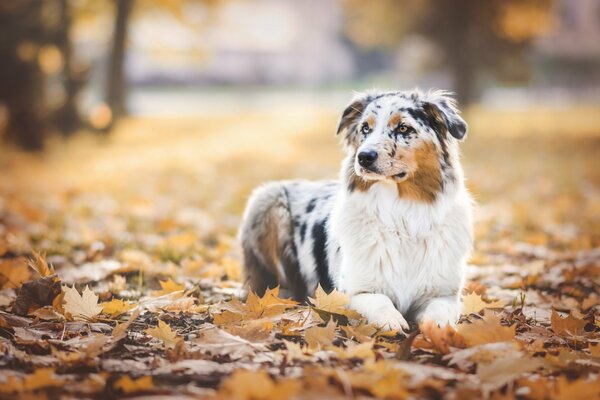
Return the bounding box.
[462,292,506,315]
[28,251,54,277]
[219,370,301,400]
[145,320,181,349]
[113,375,154,394]
[477,353,543,392]
[551,310,587,336]
[213,286,297,324]
[0,368,64,394]
[0,257,31,289]
[62,285,102,321]
[458,311,516,347]
[100,298,136,317]
[308,285,362,323]
[418,320,467,354]
[305,319,337,350]
[154,278,185,296]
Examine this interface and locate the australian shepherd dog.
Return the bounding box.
[239,89,473,332]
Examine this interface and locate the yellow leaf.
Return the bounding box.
[62,285,102,321]
[462,292,506,315]
[28,251,54,277]
[0,257,31,289]
[458,311,516,347]
[309,285,361,320]
[113,375,154,394]
[551,310,587,337]
[219,370,301,400]
[154,278,185,296]
[418,320,466,354]
[100,298,136,317]
[305,319,337,350]
[145,320,181,348]
[0,368,64,394]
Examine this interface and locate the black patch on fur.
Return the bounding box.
[407,106,451,167]
[300,222,307,242]
[312,218,334,292]
[306,198,317,213]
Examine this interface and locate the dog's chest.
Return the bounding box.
[330,182,467,312]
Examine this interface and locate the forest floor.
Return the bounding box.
[0,105,599,399]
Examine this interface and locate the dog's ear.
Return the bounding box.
[423,91,467,140]
[336,92,376,136]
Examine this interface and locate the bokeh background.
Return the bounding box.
[0,0,599,270]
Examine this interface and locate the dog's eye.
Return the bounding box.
[398,124,409,133]
[361,123,371,135]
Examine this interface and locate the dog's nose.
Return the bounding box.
[358,150,378,168]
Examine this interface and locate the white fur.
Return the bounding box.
[330,175,473,331]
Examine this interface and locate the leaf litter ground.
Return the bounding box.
[0,110,599,399]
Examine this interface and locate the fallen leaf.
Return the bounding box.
[12,275,61,315]
[219,370,301,400]
[418,320,467,354]
[0,257,31,289]
[458,311,516,346]
[145,320,181,348]
[113,375,154,394]
[551,310,587,336]
[305,319,337,350]
[462,292,506,315]
[154,278,185,296]
[28,252,54,277]
[100,298,136,317]
[62,285,103,321]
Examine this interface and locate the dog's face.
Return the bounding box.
[336,90,467,188]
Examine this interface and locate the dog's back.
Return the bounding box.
[239,180,339,300]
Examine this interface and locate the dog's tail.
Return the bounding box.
[238,182,306,300]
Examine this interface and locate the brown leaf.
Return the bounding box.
[458,311,516,347]
[12,275,61,316]
[462,292,506,315]
[551,310,587,336]
[418,320,467,354]
[219,370,301,400]
[0,257,31,289]
[304,319,337,350]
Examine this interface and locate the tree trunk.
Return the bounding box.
[106,0,133,122]
[54,0,83,135]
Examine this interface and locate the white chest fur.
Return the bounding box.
[330,180,473,315]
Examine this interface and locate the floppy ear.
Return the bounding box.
[336,92,377,135]
[424,91,467,140]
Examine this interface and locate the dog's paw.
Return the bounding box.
[417,300,460,328]
[368,308,410,332]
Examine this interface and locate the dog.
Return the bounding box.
[239,89,473,331]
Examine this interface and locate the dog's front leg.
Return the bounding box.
[349,293,409,332]
[415,295,461,328]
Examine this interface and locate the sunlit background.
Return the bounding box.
[0,0,599,266]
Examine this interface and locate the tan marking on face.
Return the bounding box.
[396,141,442,203]
[256,213,282,279]
[388,113,403,129]
[365,114,376,128]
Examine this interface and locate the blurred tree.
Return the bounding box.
[0,1,87,150]
[343,0,554,105]
[106,0,134,122]
[0,2,51,150]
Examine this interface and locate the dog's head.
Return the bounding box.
[336,89,467,199]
